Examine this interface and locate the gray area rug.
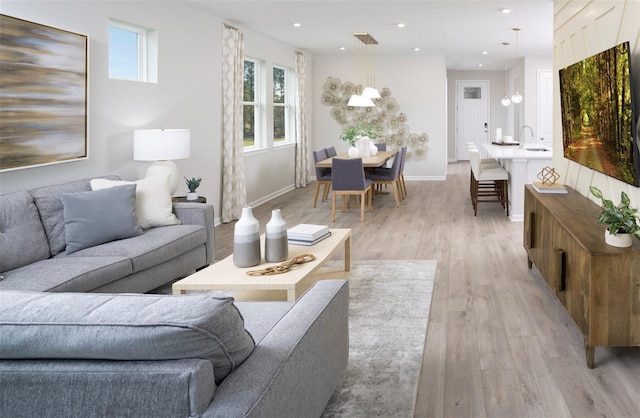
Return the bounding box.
[321,260,437,418]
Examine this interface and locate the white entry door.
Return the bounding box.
[456,80,489,160]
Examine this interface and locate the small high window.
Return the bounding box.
[109,19,157,83]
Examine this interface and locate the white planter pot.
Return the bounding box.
[604,229,632,248]
[186,192,199,201]
[348,146,361,158]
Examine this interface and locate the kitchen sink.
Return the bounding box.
[525,147,552,152]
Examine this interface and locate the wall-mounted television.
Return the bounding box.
[559,41,639,186]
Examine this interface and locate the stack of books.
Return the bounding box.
[287,224,331,246]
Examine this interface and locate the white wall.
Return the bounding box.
[553,0,640,207]
[312,54,448,180]
[0,1,307,221]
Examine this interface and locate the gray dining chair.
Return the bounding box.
[366,149,403,207]
[398,146,408,198]
[325,146,337,157]
[312,149,331,208]
[331,158,373,222]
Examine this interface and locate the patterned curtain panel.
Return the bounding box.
[294,51,310,188]
[221,24,247,222]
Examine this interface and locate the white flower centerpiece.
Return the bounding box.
[339,123,380,158]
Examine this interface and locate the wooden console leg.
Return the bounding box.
[585,344,595,368]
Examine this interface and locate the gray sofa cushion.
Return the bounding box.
[0,359,216,418]
[29,176,119,256]
[61,224,206,273]
[60,184,143,254]
[30,179,93,256]
[0,191,50,273]
[0,291,255,383]
[0,257,132,292]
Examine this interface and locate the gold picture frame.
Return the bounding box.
[0,14,88,171]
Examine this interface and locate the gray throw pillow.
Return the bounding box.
[60,184,143,254]
[0,291,256,384]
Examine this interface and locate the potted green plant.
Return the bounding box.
[185,177,202,201]
[589,186,640,247]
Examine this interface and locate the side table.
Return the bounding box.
[173,196,207,203]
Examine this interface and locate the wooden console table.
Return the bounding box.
[523,185,640,368]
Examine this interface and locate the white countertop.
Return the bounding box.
[483,143,554,160]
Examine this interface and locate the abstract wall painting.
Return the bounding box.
[0,14,88,171]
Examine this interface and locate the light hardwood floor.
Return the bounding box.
[213,162,640,418]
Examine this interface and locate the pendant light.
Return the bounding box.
[511,28,523,104]
[347,32,378,107]
[501,42,511,107]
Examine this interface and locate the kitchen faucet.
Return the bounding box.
[519,125,535,148]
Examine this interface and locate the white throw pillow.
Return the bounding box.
[91,175,181,229]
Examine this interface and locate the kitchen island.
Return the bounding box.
[482,143,553,221]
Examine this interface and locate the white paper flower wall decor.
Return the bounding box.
[321,77,428,160]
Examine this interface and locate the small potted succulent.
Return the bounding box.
[589,186,640,247]
[184,176,202,201]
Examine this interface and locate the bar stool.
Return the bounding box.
[468,148,509,216]
[466,143,500,200]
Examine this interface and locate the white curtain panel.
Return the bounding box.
[294,51,310,188]
[221,24,247,222]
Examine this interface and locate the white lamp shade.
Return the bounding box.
[347,94,376,107]
[133,129,190,161]
[362,86,381,99]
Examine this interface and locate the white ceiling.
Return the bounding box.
[184,0,554,71]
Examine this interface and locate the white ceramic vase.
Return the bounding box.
[357,136,371,157]
[370,143,378,156]
[265,209,288,262]
[348,146,361,158]
[233,207,261,267]
[604,229,632,248]
[186,192,198,201]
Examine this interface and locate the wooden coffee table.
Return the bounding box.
[173,228,351,301]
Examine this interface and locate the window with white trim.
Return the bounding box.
[243,58,261,148]
[109,19,157,83]
[273,66,291,144]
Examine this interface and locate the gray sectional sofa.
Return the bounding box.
[0,176,214,293]
[0,280,350,418]
[0,176,350,417]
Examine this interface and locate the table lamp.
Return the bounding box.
[133,128,190,195]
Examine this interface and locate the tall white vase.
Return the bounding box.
[358,136,371,157]
[265,209,288,262]
[233,207,261,267]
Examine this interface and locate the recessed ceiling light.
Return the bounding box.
[482,51,488,55]
[397,23,406,28]
[338,46,346,51]
[500,8,512,14]
[413,47,420,52]
[293,22,301,28]
[478,64,484,67]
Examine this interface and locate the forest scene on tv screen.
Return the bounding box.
[559,41,637,186]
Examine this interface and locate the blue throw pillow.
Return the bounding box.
[60,184,143,254]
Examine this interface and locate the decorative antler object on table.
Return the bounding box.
[246,254,316,276]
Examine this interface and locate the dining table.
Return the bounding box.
[315,150,396,169]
